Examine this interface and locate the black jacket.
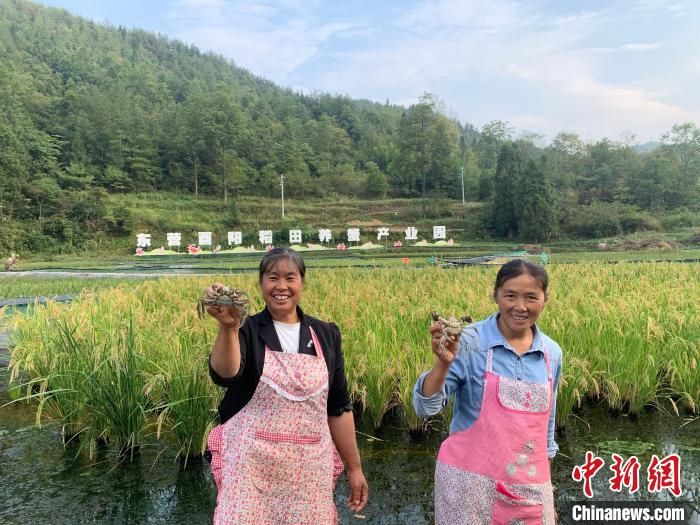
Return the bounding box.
[209,306,353,424]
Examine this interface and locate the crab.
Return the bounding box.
[431,311,475,360]
[198,285,250,325]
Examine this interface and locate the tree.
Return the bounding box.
[364,162,388,198]
[395,93,459,214]
[661,122,700,184]
[477,120,515,171]
[629,156,681,211]
[398,95,436,214]
[217,149,248,204]
[492,143,521,238]
[515,159,555,242]
[549,132,585,192]
[477,170,494,201]
[659,123,700,208]
[26,177,62,220]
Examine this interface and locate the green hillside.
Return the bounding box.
[0,0,698,256]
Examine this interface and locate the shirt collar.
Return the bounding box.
[258,305,310,353]
[481,313,544,355]
[259,305,308,326]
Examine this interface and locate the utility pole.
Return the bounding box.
[460,166,465,205]
[280,173,285,218]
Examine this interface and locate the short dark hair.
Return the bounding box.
[494,259,548,295]
[258,247,306,283]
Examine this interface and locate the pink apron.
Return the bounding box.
[435,347,556,525]
[208,328,344,525]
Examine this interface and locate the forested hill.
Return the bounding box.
[0,0,415,199]
[1,0,699,256]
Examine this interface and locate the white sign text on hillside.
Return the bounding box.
[319,229,332,243]
[228,231,242,246]
[377,227,389,241]
[166,233,181,247]
[259,230,273,245]
[136,233,151,248]
[198,232,212,247]
[289,230,302,244]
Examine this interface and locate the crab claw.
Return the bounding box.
[431,311,440,322]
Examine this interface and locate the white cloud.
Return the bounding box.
[160,0,698,141]
[587,42,663,54]
[633,0,686,16]
[167,0,360,81]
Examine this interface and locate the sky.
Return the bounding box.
[38,0,700,144]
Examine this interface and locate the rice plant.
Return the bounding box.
[4,262,698,457]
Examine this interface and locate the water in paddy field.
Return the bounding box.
[1,367,698,524]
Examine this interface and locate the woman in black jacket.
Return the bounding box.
[205,247,368,525]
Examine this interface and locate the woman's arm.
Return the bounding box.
[328,412,368,512]
[326,323,367,512]
[210,324,242,379]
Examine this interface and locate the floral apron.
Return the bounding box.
[208,328,344,525]
[435,347,556,525]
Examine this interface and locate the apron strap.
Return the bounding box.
[309,327,324,360]
[543,343,552,383]
[485,348,494,374]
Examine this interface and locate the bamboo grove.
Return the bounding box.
[4,263,699,459]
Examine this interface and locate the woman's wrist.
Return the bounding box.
[432,359,452,374]
[346,461,363,473]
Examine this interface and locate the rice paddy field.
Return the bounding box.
[2,262,699,459]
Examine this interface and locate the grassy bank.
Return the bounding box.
[5,192,699,261]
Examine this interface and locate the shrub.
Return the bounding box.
[618,210,661,234]
[565,203,622,238]
[661,208,700,230]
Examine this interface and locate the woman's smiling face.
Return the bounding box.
[493,273,548,338]
[260,258,303,323]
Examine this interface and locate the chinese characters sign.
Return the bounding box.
[572,452,681,498]
[289,230,302,244]
[318,229,332,243]
[198,232,212,247]
[166,233,180,247]
[259,230,273,245]
[376,228,389,241]
[136,233,151,248]
[134,225,451,250]
[228,231,242,246]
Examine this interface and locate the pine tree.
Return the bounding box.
[492,143,521,238]
[516,159,555,242]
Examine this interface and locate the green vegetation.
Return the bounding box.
[0,277,142,298]
[4,263,699,459]
[0,0,699,257]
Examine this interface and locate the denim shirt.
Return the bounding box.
[413,313,563,458]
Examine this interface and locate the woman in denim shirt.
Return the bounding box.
[414,259,562,525]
